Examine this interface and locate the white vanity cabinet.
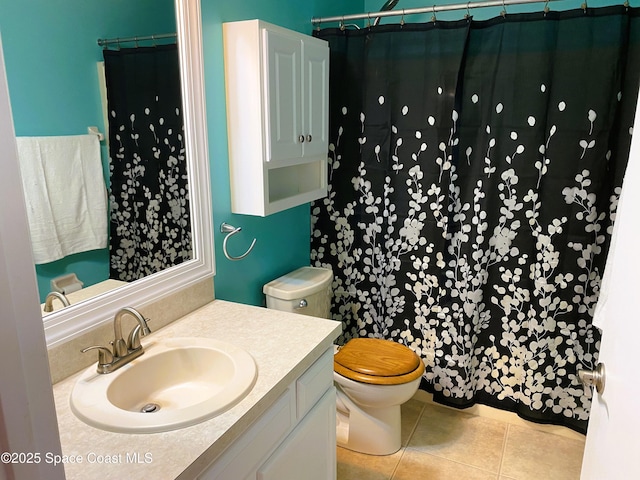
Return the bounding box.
[223,20,329,216]
[196,348,336,480]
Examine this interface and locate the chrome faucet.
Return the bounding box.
[112,306,151,357]
[81,307,152,374]
[43,291,70,312]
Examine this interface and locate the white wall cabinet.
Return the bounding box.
[196,348,336,479]
[223,20,329,216]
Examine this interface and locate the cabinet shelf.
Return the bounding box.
[223,19,329,216]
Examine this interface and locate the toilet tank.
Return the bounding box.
[263,267,333,319]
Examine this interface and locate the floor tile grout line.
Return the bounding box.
[388,401,426,480]
[401,413,506,476]
[404,401,426,449]
[497,422,511,477]
[403,404,510,476]
[396,448,507,477]
[388,447,407,480]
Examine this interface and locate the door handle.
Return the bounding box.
[579,363,606,394]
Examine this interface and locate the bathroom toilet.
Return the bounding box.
[263,267,425,456]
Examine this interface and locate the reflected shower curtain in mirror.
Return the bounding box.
[104,44,191,281]
[311,6,640,432]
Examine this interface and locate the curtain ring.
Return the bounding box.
[431,5,437,23]
[400,9,405,26]
[340,16,345,31]
[543,0,550,15]
[501,0,507,17]
[366,11,371,28]
[134,36,139,48]
[465,1,471,19]
[581,1,587,13]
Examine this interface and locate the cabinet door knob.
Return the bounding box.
[298,135,305,143]
[306,134,312,142]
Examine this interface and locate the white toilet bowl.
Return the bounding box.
[334,371,422,455]
[263,267,425,456]
[332,338,424,455]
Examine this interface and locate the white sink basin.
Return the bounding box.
[70,337,257,433]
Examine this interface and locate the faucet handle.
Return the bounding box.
[81,345,114,365]
[127,320,152,351]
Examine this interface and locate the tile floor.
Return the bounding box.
[337,398,586,480]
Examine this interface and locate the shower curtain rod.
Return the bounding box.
[97,33,176,47]
[311,0,564,25]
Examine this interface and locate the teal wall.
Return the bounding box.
[202,0,363,306]
[1,0,363,306]
[0,0,175,301]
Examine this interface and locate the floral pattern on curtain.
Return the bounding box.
[104,44,191,281]
[311,7,640,432]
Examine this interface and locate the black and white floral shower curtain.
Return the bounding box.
[104,44,191,281]
[311,6,640,432]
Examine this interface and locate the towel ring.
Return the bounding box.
[220,222,257,261]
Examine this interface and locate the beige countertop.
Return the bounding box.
[52,300,341,479]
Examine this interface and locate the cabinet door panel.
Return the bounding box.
[197,389,295,479]
[265,29,302,163]
[257,387,337,480]
[303,39,329,160]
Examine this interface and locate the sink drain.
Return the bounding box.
[140,403,161,413]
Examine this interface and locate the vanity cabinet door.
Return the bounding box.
[195,347,336,480]
[197,389,296,480]
[257,387,337,480]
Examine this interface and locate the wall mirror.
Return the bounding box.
[5,0,213,347]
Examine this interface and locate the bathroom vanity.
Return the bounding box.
[52,300,341,479]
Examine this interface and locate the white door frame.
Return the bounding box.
[0,36,64,480]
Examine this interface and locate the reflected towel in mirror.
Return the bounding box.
[16,134,107,264]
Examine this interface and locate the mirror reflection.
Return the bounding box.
[0,0,192,317]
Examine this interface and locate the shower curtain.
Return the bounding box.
[104,44,191,281]
[311,6,640,432]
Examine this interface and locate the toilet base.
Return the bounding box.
[335,387,402,455]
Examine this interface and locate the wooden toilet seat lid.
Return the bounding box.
[334,338,425,385]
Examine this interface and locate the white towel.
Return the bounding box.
[16,134,108,264]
